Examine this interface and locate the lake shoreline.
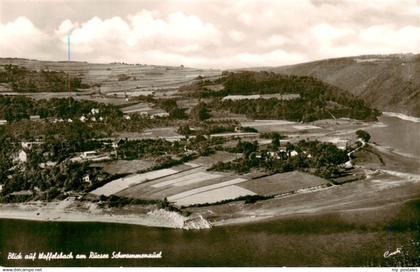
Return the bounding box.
[0,200,211,230]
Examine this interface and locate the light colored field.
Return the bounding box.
[174,185,255,206]
[115,166,237,200]
[91,168,178,196]
[167,178,247,202]
[209,132,258,138]
[240,120,306,133]
[241,120,295,127]
[222,94,300,101]
[318,136,349,149]
[292,125,321,130]
[152,172,223,188]
[239,171,329,196]
[115,127,184,141]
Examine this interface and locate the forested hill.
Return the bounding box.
[0,64,89,93]
[257,54,420,117]
[193,71,380,122]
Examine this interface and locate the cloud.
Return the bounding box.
[257,35,289,48]
[0,0,419,68]
[0,17,55,60]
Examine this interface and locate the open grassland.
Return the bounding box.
[189,151,240,168]
[239,171,330,196]
[93,159,155,175]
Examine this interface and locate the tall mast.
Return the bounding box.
[67,33,72,107]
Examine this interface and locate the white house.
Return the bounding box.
[342,160,353,169]
[82,175,91,184]
[29,115,41,121]
[290,150,299,157]
[91,108,100,115]
[151,112,170,118]
[112,141,119,148]
[39,161,57,168]
[81,151,97,159]
[21,142,33,149]
[21,141,42,150]
[18,150,27,163]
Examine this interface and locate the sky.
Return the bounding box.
[0,0,419,68]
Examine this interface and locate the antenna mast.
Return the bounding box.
[67,33,72,106]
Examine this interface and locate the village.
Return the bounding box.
[0,60,414,230]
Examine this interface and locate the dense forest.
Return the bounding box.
[193,71,380,122]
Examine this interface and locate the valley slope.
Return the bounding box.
[252,54,420,117]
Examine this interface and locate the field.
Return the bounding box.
[240,119,323,133]
[239,171,330,196]
[0,58,222,96]
[116,167,240,201]
[189,151,240,168]
[222,93,300,101]
[151,172,223,188]
[174,185,255,206]
[114,127,184,141]
[90,168,179,196]
[111,150,260,206]
[93,159,155,175]
[97,164,332,207]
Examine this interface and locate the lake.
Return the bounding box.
[1,211,417,267]
[367,115,420,158]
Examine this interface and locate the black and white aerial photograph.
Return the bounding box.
[0,0,419,270]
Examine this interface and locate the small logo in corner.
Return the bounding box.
[383,247,403,258]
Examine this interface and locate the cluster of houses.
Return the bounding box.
[80,108,104,123]
[1,105,170,126]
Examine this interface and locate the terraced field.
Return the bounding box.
[87,151,256,206]
[0,58,222,96]
[116,166,242,201]
[91,168,180,196]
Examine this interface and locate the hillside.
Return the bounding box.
[184,71,380,122]
[259,54,420,117]
[0,58,221,95]
[1,55,418,117]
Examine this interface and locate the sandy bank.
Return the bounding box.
[0,200,210,230]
